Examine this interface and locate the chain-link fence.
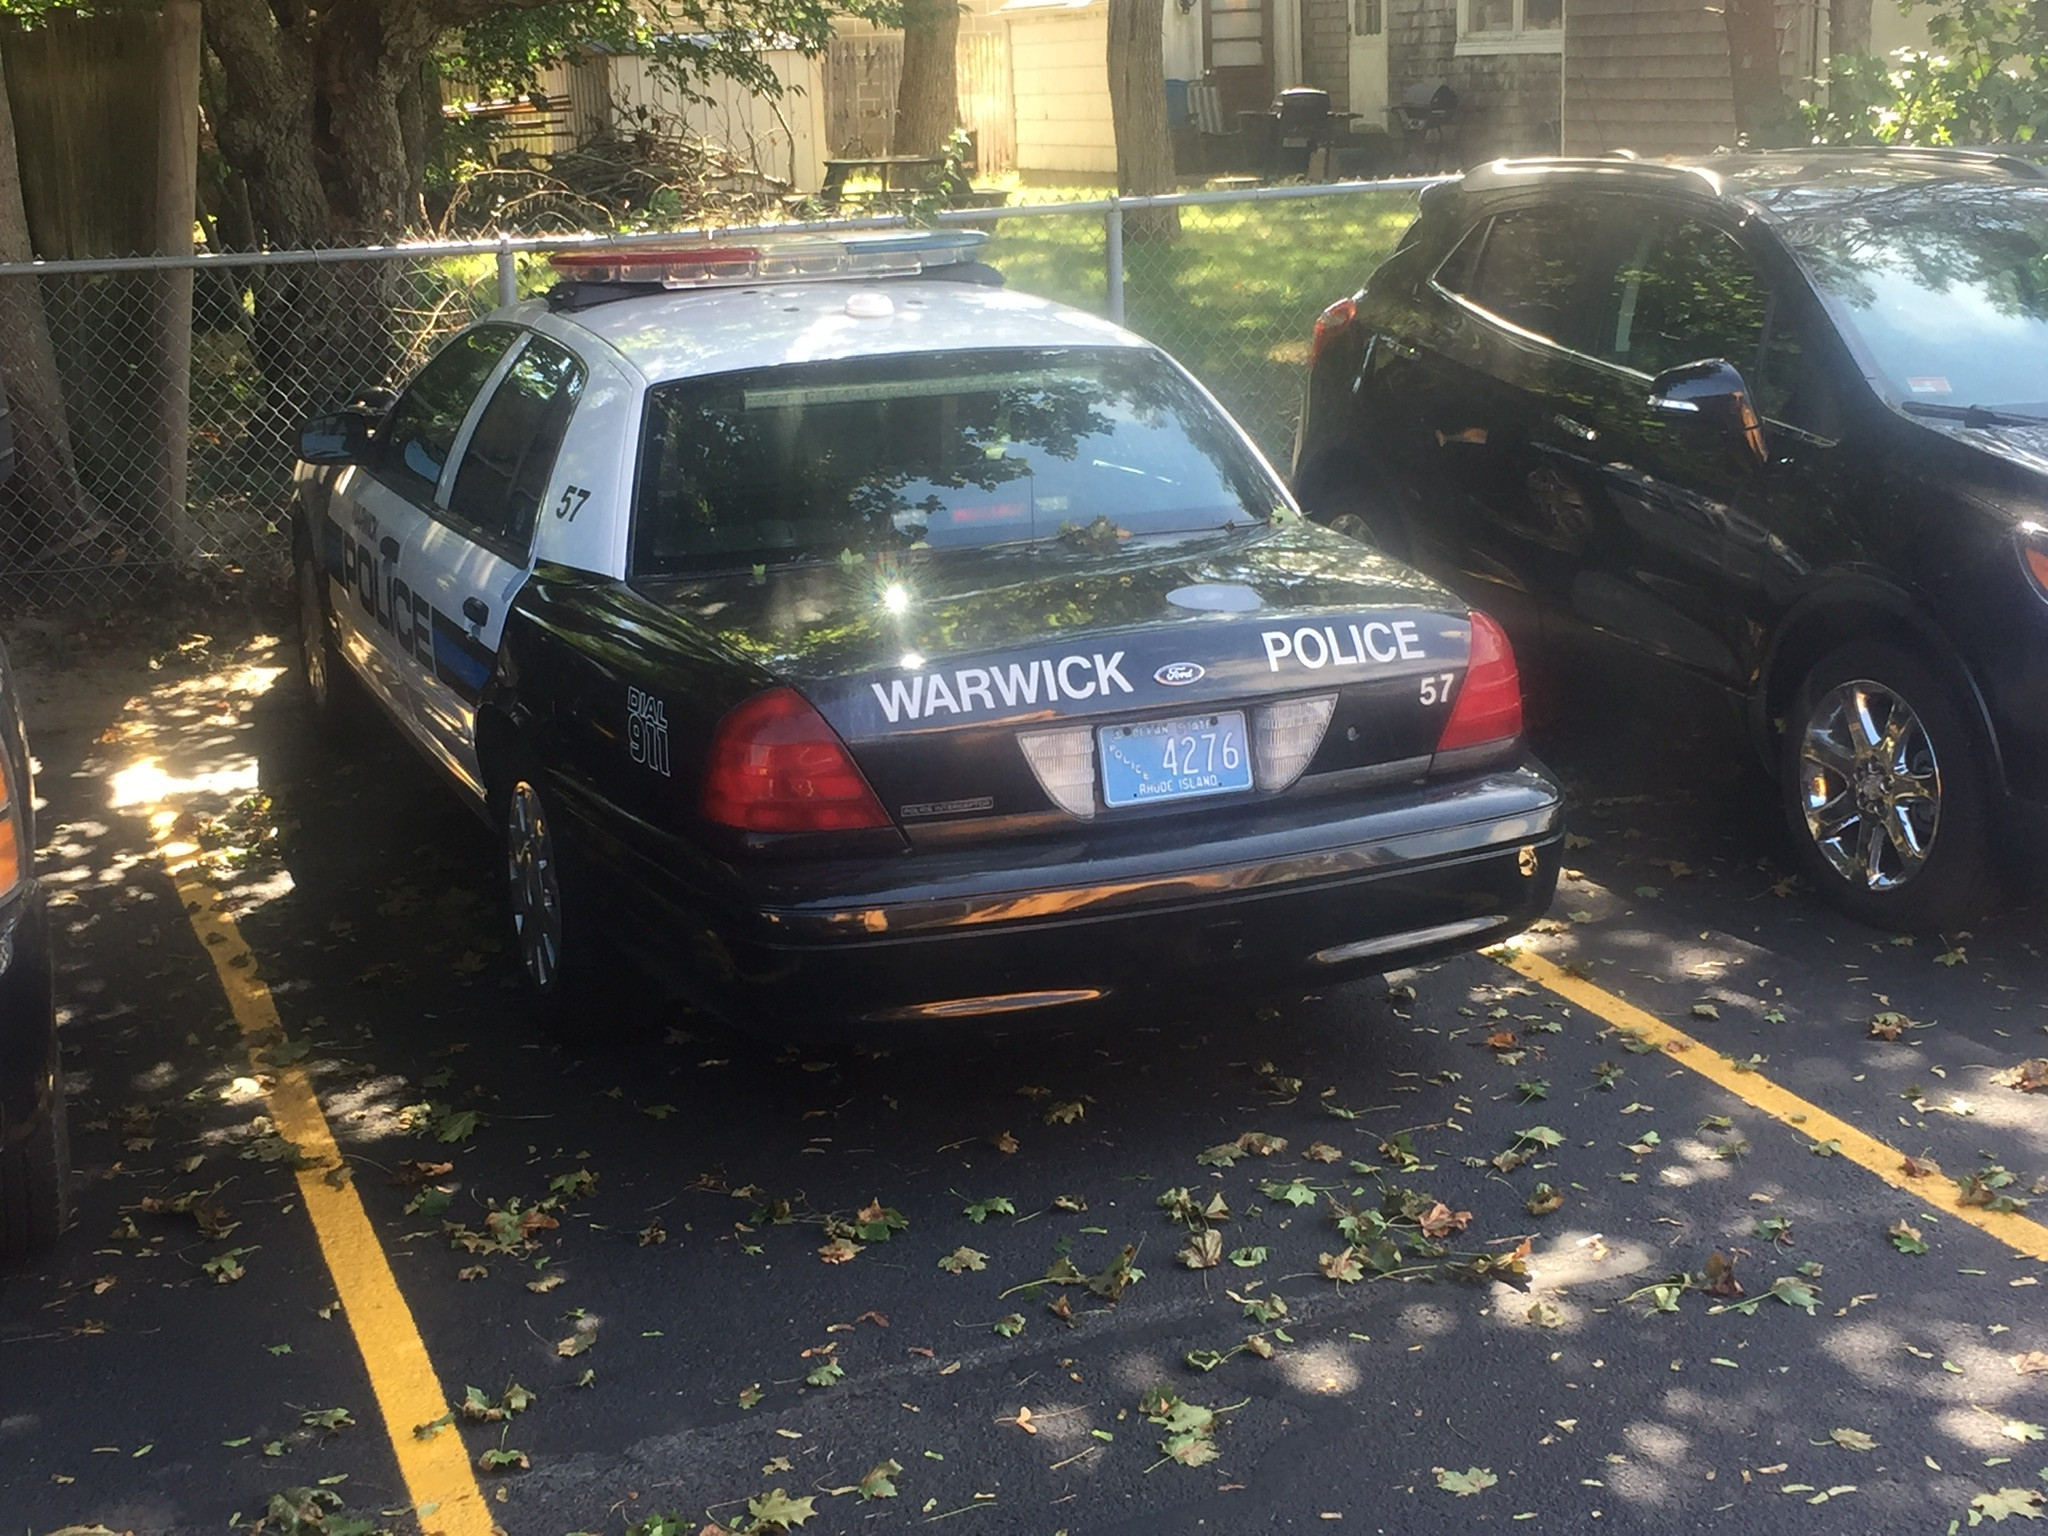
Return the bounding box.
[0,177,1432,613]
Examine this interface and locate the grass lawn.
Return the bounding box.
[977,186,1422,468]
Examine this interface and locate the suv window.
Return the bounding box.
[446,335,586,553]
[1601,217,1768,381]
[374,326,517,506]
[1439,205,1599,350]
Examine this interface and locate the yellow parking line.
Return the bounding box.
[163,862,496,1536]
[1501,947,2048,1264]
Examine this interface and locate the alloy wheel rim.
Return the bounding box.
[1798,678,1941,892]
[505,780,562,990]
[297,561,328,705]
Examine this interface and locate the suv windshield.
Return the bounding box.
[1776,186,2048,417]
[631,346,1280,575]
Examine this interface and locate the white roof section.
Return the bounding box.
[522,280,1144,386]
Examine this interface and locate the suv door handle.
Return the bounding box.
[379,536,401,562]
[462,597,489,626]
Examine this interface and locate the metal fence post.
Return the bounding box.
[496,239,518,310]
[1105,199,1124,327]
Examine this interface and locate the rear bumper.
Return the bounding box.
[667,765,1563,1030]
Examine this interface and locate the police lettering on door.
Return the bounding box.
[1261,620,1426,671]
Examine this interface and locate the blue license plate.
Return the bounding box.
[1098,712,1253,808]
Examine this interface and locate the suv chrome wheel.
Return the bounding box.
[504,779,562,991]
[1797,678,1941,891]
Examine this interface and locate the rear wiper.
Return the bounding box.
[1899,401,2048,427]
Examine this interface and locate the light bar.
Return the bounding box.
[548,230,989,289]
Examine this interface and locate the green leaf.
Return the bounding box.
[301,1407,354,1432]
[1967,1487,2045,1522]
[992,1314,1026,1338]
[737,1384,764,1409]
[748,1487,819,1530]
[1829,1428,1877,1452]
[2001,1421,2047,1444]
[1516,1125,1565,1148]
[962,1196,1015,1224]
[478,1446,529,1471]
[1889,1219,1929,1255]
[1769,1275,1820,1314]
[938,1246,988,1274]
[434,1109,478,1144]
[1260,1178,1319,1209]
[1436,1466,1499,1496]
[804,1358,845,1389]
[1228,1245,1268,1268]
[856,1458,902,1500]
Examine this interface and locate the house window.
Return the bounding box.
[1458,0,1563,53]
[1353,0,1382,35]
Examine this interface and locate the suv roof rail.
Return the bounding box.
[1459,156,1723,195]
[1798,143,2048,181]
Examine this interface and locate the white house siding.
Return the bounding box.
[1007,6,1119,178]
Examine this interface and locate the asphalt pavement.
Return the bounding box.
[2,618,2045,1536]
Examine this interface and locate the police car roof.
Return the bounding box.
[526,279,1144,386]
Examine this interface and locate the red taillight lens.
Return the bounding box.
[701,686,890,833]
[2022,540,2048,597]
[1436,611,1524,753]
[1311,296,1357,365]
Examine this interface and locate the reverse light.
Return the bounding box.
[1252,694,1338,790]
[1311,296,1357,365]
[701,687,889,833]
[1436,611,1523,753]
[1018,726,1097,818]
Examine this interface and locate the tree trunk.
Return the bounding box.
[1829,0,1873,58]
[1724,0,1793,146]
[1107,0,1178,241]
[894,0,961,156]
[0,41,93,564]
[202,0,329,246]
[157,0,202,566]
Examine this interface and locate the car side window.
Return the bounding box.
[1438,204,1600,351]
[1601,217,1768,381]
[445,335,586,554]
[372,327,518,507]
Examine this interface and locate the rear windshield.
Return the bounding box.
[630,346,1281,575]
[1778,186,2048,417]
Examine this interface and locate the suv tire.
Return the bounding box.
[1,1041,67,1262]
[1781,639,1996,931]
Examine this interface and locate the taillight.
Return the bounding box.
[701,686,889,833]
[2020,531,2048,597]
[1436,612,1523,753]
[0,748,19,899]
[1311,296,1357,365]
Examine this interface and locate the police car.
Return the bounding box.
[292,230,1563,1031]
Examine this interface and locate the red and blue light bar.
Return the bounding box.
[548,229,989,289]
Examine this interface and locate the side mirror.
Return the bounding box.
[297,409,375,466]
[1648,358,1767,468]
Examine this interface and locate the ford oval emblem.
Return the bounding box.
[1154,661,1205,687]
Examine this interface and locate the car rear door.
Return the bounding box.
[1396,199,1613,636]
[331,326,519,725]
[400,331,588,797]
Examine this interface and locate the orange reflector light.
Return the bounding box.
[2024,543,2048,597]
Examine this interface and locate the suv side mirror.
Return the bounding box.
[1648,359,1767,468]
[297,409,375,466]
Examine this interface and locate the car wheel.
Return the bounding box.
[1782,640,1995,931]
[1,1041,68,1262]
[295,546,351,724]
[498,758,610,1031]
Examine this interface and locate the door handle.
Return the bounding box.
[1551,414,1597,443]
[379,536,401,562]
[462,596,489,626]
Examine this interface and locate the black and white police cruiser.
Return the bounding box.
[292,229,1563,1031]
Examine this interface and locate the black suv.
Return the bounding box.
[1294,147,2048,929]
[0,378,63,1259]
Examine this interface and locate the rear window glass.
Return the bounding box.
[630,347,1282,576]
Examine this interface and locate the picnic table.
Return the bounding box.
[818,154,947,210]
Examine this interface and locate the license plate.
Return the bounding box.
[1098,712,1253,808]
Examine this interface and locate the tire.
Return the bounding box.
[1781,639,1997,932]
[1,1041,68,1263]
[294,541,354,728]
[496,755,613,1034]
